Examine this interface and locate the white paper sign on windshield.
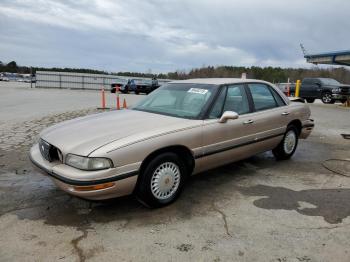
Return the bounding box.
[188,88,208,95]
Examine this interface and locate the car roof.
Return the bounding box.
[169,78,271,85]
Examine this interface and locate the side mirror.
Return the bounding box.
[219,111,239,123]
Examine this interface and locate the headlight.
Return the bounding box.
[332,88,341,93]
[65,154,113,170]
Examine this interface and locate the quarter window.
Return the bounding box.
[270,88,286,106]
[249,84,278,111]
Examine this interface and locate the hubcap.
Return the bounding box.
[284,130,296,154]
[151,162,180,200]
[322,93,332,103]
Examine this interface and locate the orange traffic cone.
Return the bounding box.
[123,98,127,109]
[116,94,120,110]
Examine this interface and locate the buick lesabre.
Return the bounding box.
[30,78,314,207]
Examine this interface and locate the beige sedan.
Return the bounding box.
[30,78,314,207]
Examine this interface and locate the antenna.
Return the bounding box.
[300,43,308,56]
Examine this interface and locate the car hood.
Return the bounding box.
[40,110,193,156]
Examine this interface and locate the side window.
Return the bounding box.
[223,85,249,115]
[209,87,227,119]
[249,84,278,111]
[302,79,310,85]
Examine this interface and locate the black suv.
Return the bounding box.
[299,78,350,104]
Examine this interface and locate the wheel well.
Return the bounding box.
[288,120,302,135]
[139,145,195,177]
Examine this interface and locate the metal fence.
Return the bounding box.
[35,71,126,90]
[35,71,172,90]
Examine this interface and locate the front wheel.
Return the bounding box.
[272,125,299,160]
[321,92,335,104]
[136,152,187,208]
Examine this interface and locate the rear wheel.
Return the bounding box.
[136,152,187,208]
[321,92,335,104]
[272,125,299,160]
[306,98,315,103]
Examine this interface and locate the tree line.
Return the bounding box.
[165,66,350,83]
[1,60,350,83]
[0,61,108,75]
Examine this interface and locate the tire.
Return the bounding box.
[340,99,347,104]
[321,92,335,104]
[272,125,299,160]
[136,152,187,208]
[306,98,315,103]
[135,90,139,95]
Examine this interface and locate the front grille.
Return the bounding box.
[39,139,61,162]
[340,87,350,94]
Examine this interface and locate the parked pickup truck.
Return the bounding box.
[299,78,350,104]
[111,78,160,94]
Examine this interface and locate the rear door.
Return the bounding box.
[244,83,291,149]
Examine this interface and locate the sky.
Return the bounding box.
[1,0,350,73]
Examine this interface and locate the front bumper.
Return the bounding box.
[300,119,314,139]
[332,93,349,100]
[29,144,138,200]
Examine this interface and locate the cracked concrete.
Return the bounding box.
[0,83,350,261]
[211,201,231,237]
[71,229,89,262]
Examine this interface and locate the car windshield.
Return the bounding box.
[132,83,216,119]
[320,78,340,85]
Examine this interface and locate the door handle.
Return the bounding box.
[243,119,254,124]
[281,112,290,116]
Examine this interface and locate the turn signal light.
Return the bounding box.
[73,182,115,191]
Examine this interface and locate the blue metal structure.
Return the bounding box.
[305,50,350,66]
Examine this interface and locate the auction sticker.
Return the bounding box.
[188,88,208,95]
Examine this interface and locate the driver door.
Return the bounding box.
[197,84,257,172]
